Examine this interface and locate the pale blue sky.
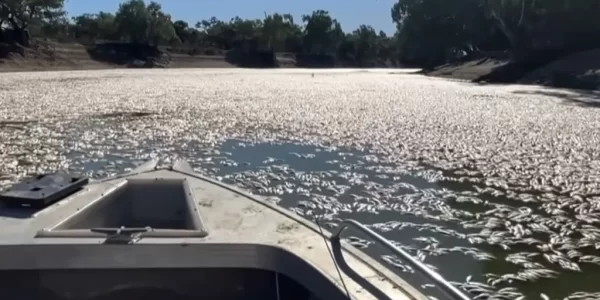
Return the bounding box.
[64,0,398,34]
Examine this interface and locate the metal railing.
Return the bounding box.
[331,219,472,300]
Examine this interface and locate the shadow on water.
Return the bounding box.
[513,89,600,109]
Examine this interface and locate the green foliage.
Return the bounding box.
[0,0,65,29]
[0,0,397,65]
[301,10,344,54]
[0,0,595,68]
[114,0,178,45]
[0,0,65,45]
[392,0,600,65]
[71,12,118,42]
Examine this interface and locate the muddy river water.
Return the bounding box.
[2,68,600,300]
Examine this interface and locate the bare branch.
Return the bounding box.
[517,0,526,27]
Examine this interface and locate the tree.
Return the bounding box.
[0,0,65,45]
[262,13,302,52]
[352,25,378,64]
[482,0,600,61]
[172,20,190,43]
[146,1,178,45]
[391,0,506,66]
[71,12,118,42]
[114,0,148,44]
[301,10,344,55]
[391,0,600,66]
[113,0,177,45]
[195,17,231,48]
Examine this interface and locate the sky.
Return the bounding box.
[63,0,398,35]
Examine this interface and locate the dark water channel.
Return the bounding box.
[62,138,600,300]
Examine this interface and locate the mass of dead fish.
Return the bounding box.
[2,69,600,299]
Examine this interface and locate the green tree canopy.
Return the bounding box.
[302,10,344,54]
[113,0,178,45]
[0,0,65,45]
[1,0,596,68]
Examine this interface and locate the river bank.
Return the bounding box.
[0,41,238,72]
[424,49,600,91]
[3,40,600,92]
[0,40,385,72]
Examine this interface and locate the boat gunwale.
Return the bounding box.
[167,160,428,300]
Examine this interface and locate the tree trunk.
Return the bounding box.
[511,27,531,62]
[14,28,30,46]
[7,18,30,47]
[489,9,529,62]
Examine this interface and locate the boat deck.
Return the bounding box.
[0,160,429,300]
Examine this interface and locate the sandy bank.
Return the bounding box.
[424,49,600,91]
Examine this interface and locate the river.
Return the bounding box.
[1,68,600,300]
